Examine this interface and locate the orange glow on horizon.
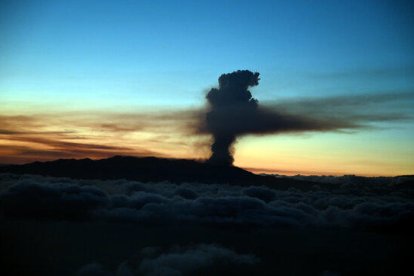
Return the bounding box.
[0,109,413,177]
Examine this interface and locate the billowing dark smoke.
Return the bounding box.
[203,70,413,166]
[206,70,260,166]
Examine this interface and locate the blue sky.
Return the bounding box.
[1,0,413,107]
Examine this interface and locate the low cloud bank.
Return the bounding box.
[77,244,259,276]
[0,174,413,229]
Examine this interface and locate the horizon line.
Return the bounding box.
[1,155,411,178]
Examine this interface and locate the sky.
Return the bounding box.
[0,0,413,176]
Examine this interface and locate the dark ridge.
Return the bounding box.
[0,155,320,189]
[2,156,411,189]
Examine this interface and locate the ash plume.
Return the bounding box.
[205,70,260,166]
[203,70,387,166]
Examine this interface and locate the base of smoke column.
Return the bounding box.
[206,154,234,167]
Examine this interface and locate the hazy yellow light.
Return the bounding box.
[234,133,414,176]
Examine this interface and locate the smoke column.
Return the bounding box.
[203,70,392,166]
[206,70,260,166]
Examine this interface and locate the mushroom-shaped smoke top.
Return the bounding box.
[206,70,260,166]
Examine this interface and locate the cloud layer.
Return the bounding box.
[1,174,412,230]
[77,244,259,276]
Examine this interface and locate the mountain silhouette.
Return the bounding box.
[0,156,321,189]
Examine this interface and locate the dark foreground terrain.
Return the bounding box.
[0,158,413,275]
[1,220,411,276]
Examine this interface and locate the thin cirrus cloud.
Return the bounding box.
[0,91,412,164]
[0,136,161,164]
[0,110,202,164]
[0,115,154,164]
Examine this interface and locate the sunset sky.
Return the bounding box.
[1,0,413,176]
